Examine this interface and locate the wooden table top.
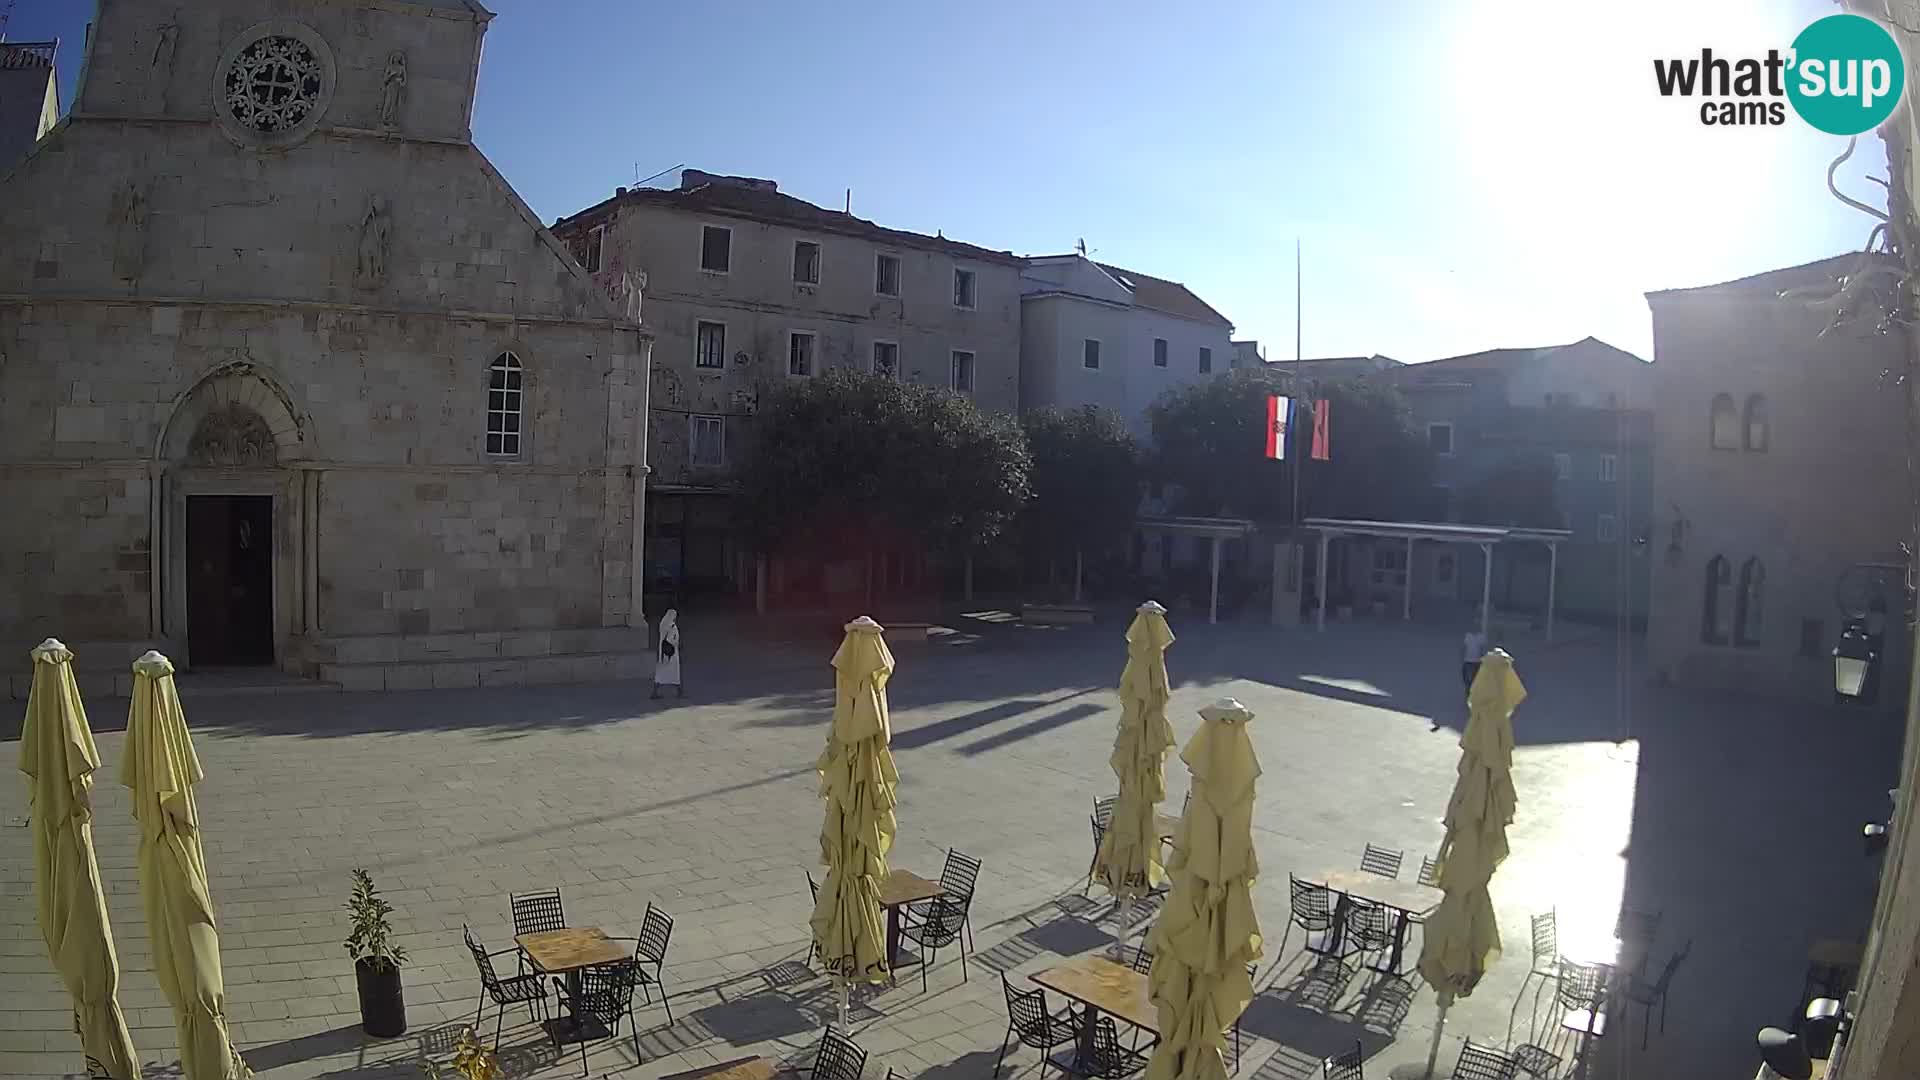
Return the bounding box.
[515,927,628,974]
[657,1057,778,1080]
[1032,954,1158,1034]
[878,868,946,908]
[1315,869,1443,916]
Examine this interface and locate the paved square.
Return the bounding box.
[1,616,1894,1079]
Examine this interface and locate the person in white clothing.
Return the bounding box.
[652,609,682,698]
[1461,625,1489,694]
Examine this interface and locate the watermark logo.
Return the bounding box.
[1652,13,1905,134]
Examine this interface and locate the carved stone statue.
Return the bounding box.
[151,13,180,107]
[355,194,391,289]
[187,405,277,467]
[109,181,148,281]
[379,51,407,129]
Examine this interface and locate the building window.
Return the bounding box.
[695,320,726,369]
[1701,554,1731,644]
[1744,393,1769,451]
[1370,546,1407,587]
[1154,338,1169,367]
[1599,453,1617,483]
[1199,347,1213,374]
[700,225,731,273]
[1435,552,1457,585]
[1083,339,1101,369]
[1554,453,1572,482]
[872,341,899,380]
[950,350,975,392]
[486,351,523,457]
[689,414,725,467]
[788,331,815,376]
[792,240,821,284]
[1710,392,1739,449]
[1427,422,1454,456]
[1799,617,1824,658]
[1735,556,1764,647]
[1597,513,1618,543]
[576,224,605,273]
[953,267,976,309]
[875,253,901,296]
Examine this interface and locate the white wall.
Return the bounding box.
[1019,293,1233,440]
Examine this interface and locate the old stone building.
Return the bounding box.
[0,0,652,696]
[553,170,1020,600]
[1645,255,1909,709]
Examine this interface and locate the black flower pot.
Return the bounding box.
[355,958,407,1037]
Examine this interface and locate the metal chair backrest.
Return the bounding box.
[511,888,565,936]
[1130,943,1154,974]
[812,1026,868,1080]
[1093,796,1118,832]
[636,902,674,963]
[1530,910,1558,967]
[1453,1040,1518,1080]
[1289,873,1334,929]
[1323,1040,1365,1080]
[1555,958,1608,1010]
[1003,974,1057,1041]
[463,925,501,991]
[807,871,818,901]
[1617,906,1662,946]
[1651,939,1692,994]
[581,959,640,1017]
[1085,1017,1134,1076]
[1360,844,1404,878]
[941,848,983,900]
[1417,856,1441,888]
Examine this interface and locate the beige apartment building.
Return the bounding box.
[553,171,1021,601]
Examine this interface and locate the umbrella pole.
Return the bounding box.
[1422,995,1451,1079]
[1114,893,1135,935]
[835,974,850,1028]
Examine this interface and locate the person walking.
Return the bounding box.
[652,609,683,698]
[1461,623,1489,695]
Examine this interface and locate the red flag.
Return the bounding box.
[1311,398,1331,460]
[1265,395,1292,459]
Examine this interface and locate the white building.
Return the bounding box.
[1018,254,1235,437]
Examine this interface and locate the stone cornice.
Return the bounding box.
[0,292,649,337]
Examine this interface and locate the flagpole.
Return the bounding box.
[1291,238,1303,591]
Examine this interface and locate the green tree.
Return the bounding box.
[1458,453,1563,528]
[1019,406,1142,599]
[1146,369,1431,523]
[738,368,1031,565]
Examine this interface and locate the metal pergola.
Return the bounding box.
[1136,516,1256,625]
[1304,517,1572,640]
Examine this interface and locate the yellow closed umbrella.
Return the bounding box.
[808,617,899,1025]
[20,639,142,1080]
[1411,648,1524,1079]
[1095,601,1177,916]
[1146,697,1264,1080]
[121,652,250,1080]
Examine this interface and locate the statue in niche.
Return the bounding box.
[109,181,148,281]
[355,194,391,289]
[379,51,407,129]
[187,404,277,467]
[151,12,179,106]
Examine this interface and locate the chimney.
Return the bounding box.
[615,186,628,197]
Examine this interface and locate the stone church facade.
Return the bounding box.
[0,0,652,696]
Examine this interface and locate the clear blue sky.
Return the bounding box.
[17,0,1885,362]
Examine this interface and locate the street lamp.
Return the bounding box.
[1834,618,1877,701]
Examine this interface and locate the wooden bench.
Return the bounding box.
[1021,603,1095,625]
[887,622,933,643]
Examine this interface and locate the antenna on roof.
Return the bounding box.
[845,188,851,214]
[0,0,15,40]
[631,162,684,190]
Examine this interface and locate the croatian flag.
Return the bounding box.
[1266,395,1294,460]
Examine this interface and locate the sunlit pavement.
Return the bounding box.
[0,613,1894,1079]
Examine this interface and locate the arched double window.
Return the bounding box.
[1735,557,1765,647]
[1710,393,1740,450]
[1701,555,1732,644]
[486,352,524,457]
[1743,394,1769,452]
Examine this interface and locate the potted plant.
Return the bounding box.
[344,867,409,1037]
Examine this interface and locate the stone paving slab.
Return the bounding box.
[0,616,1892,1080]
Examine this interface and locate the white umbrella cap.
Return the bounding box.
[30,638,71,663]
[1138,600,1168,614]
[845,615,884,633]
[132,651,175,677]
[1199,697,1253,724]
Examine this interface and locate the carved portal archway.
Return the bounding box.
[187,403,279,466]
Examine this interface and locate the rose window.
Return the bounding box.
[223,36,324,134]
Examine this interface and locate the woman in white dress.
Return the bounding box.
[652,609,683,698]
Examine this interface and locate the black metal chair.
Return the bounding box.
[462,925,549,1050]
[1508,909,1560,1043]
[1087,797,1118,896]
[996,973,1081,1077]
[610,902,675,1024]
[1556,958,1610,1069]
[1359,844,1404,879]
[1453,1040,1519,1080]
[1416,856,1441,888]
[1323,1040,1364,1080]
[1625,939,1691,1049]
[556,959,642,1076]
[811,1026,868,1080]
[1129,941,1154,974]
[805,872,821,967]
[1047,1016,1150,1079]
[1130,943,1247,1067]
[1511,1043,1561,1079]
[1616,906,1663,977]
[510,887,566,976]
[1343,898,1396,970]
[900,888,975,990]
[1286,873,1340,957]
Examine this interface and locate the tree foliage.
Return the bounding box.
[1019,406,1142,564]
[1458,453,1563,528]
[738,368,1032,556]
[1146,369,1432,523]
